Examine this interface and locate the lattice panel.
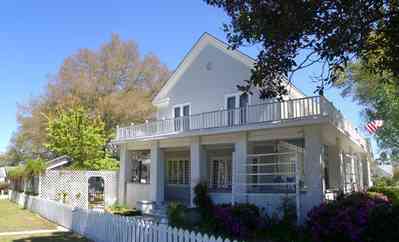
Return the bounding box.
[39,170,118,209]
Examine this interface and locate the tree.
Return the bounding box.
[205,0,399,99]
[13,33,170,159]
[24,159,46,194]
[1,130,44,165]
[394,167,399,182]
[24,159,46,178]
[46,105,118,170]
[336,59,399,155]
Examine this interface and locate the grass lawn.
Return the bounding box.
[0,232,91,242]
[0,200,56,233]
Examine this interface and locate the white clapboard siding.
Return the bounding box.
[8,191,241,242]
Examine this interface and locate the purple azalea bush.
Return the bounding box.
[213,203,267,239]
[307,192,390,242]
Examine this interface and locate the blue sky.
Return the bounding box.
[0,1,376,154]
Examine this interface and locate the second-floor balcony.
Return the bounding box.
[115,96,367,149]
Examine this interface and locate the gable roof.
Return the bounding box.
[153,32,305,106]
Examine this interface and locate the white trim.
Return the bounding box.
[153,97,170,107]
[46,160,70,170]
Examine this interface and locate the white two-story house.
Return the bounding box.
[113,33,373,222]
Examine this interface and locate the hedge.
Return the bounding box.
[368,186,399,205]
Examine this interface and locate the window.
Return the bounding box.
[166,160,190,185]
[173,104,190,131]
[226,96,236,126]
[239,93,249,124]
[131,152,151,184]
[225,93,250,126]
[174,106,181,118]
[343,154,355,192]
[208,159,232,191]
[245,140,304,193]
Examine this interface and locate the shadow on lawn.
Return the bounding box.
[12,232,91,242]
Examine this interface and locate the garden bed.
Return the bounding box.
[105,204,142,217]
[167,183,399,242]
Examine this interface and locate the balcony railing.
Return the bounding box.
[116,96,367,149]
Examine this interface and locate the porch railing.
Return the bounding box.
[116,96,367,148]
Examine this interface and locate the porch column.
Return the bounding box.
[190,137,206,207]
[118,143,128,204]
[300,125,324,223]
[327,144,341,190]
[338,150,345,192]
[233,132,248,204]
[328,137,344,192]
[150,141,164,204]
[363,156,373,188]
[350,153,357,191]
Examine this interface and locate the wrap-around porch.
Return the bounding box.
[118,125,371,222]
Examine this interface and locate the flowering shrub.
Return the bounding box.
[187,183,301,241]
[213,203,267,239]
[307,192,390,242]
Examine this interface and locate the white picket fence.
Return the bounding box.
[9,191,240,242]
[9,191,74,229]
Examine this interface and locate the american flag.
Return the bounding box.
[365,120,384,134]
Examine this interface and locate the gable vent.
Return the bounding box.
[206,61,213,71]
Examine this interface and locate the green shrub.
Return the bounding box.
[106,203,142,217]
[24,191,38,196]
[24,159,46,178]
[373,176,398,187]
[7,166,25,192]
[7,166,25,181]
[368,186,399,205]
[167,202,187,228]
[193,183,214,217]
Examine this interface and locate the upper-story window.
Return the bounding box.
[225,93,250,126]
[225,93,249,109]
[173,104,190,118]
[173,104,191,131]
